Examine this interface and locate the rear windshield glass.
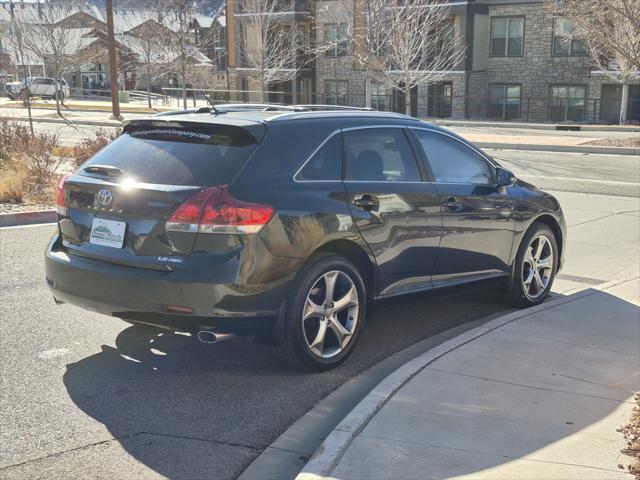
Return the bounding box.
[80,123,264,186]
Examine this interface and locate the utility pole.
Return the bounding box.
[105,0,122,120]
[9,0,33,135]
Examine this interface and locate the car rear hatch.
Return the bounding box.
[57,118,266,271]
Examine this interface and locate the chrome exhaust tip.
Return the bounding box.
[196,330,217,344]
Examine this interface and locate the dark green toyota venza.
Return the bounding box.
[45,106,566,371]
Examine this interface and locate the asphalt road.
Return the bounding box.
[489,149,640,198]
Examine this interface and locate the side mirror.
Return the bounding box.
[496,166,516,187]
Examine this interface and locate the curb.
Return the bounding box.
[3,116,122,128]
[0,210,57,227]
[294,286,611,480]
[429,119,640,133]
[476,142,640,156]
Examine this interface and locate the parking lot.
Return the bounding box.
[1,149,639,479]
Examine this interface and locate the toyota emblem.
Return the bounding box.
[96,189,113,207]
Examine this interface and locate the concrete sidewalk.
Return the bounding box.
[298,277,640,480]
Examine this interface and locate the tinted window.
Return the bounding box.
[80,123,264,186]
[344,128,421,182]
[298,133,342,181]
[413,130,492,184]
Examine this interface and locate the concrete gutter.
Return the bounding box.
[476,142,640,157]
[0,210,57,227]
[294,278,632,480]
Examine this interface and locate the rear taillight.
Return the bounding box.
[166,186,275,235]
[56,175,69,215]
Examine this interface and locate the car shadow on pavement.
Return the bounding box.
[61,285,516,480]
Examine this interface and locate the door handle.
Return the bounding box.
[443,197,463,211]
[353,194,379,211]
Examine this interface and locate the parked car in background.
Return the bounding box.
[3,81,24,100]
[25,77,70,100]
[45,105,566,371]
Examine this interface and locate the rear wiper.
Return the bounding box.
[83,165,124,177]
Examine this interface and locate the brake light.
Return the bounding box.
[167,186,275,235]
[56,175,69,215]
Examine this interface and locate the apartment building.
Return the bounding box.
[226,0,316,103]
[226,0,640,123]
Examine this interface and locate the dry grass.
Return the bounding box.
[585,137,640,148]
[0,120,62,204]
[71,128,119,169]
[619,393,640,479]
[0,121,119,205]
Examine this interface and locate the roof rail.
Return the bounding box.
[209,103,311,112]
[296,105,375,112]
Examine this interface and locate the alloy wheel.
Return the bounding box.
[302,270,360,359]
[522,234,554,299]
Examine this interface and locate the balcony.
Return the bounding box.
[234,0,312,20]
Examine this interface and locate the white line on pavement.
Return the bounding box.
[519,174,640,186]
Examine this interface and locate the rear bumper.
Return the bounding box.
[44,234,294,335]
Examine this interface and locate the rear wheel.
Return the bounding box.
[509,222,558,307]
[278,254,366,372]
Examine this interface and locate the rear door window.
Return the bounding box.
[297,133,342,181]
[343,128,421,182]
[80,123,265,186]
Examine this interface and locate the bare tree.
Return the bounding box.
[319,0,390,108]
[120,17,172,108]
[19,5,89,116]
[163,0,216,109]
[0,14,34,134]
[374,0,466,116]
[236,0,305,102]
[547,0,640,124]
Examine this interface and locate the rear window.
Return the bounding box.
[80,123,264,186]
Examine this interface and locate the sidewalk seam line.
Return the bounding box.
[356,433,628,474]
[499,330,640,357]
[424,367,636,403]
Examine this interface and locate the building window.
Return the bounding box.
[490,17,524,57]
[325,80,348,105]
[370,82,387,111]
[427,82,452,118]
[553,19,587,56]
[550,85,586,122]
[324,23,348,57]
[488,84,521,120]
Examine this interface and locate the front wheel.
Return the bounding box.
[508,222,558,307]
[277,254,366,372]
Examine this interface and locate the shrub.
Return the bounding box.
[72,128,120,169]
[0,119,61,204]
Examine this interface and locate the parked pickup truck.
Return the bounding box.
[24,77,71,100]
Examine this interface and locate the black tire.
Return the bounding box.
[508,222,558,307]
[277,253,367,372]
